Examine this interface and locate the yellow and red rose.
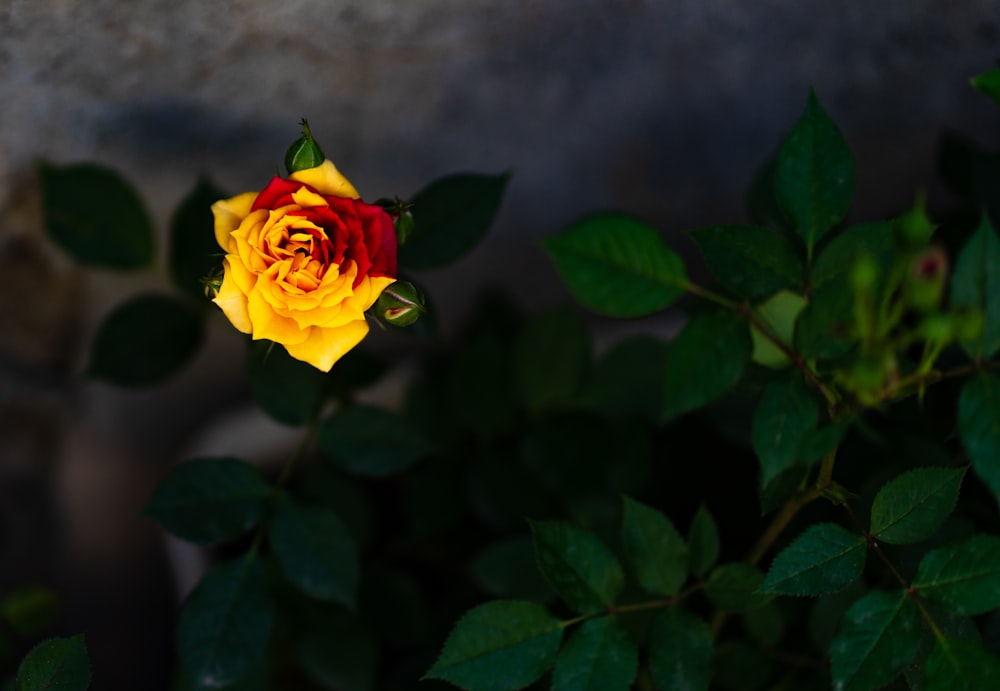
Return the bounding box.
[211,160,397,371]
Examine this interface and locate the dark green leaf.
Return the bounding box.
[774,91,854,256]
[620,496,687,597]
[178,558,274,690]
[584,335,668,421]
[830,589,921,691]
[425,600,562,691]
[925,638,1000,690]
[760,523,866,596]
[794,281,856,360]
[41,162,154,269]
[796,418,852,465]
[648,608,713,691]
[0,586,59,637]
[811,221,893,290]
[663,311,752,420]
[544,213,687,318]
[15,635,90,691]
[87,293,203,386]
[319,404,433,477]
[448,332,518,439]
[513,306,590,415]
[913,534,1000,615]
[296,606,375,691]
[951,215,1000,359]
[269,497,358,607]
[530,520,625,614]
[870,467,966,544]
[552,617,637,691]
[145,457,271,545]
[959,372,1000,505]
[743,602,786,647]
[170,177,227,300]
[752,370,819,486]
[704,563,770,611]
[688,505,720,579]
[469,537,553,603]
[247,340,326,426]
[400,172,509,269]
[689,224,803,300]
[972,68,1000,107]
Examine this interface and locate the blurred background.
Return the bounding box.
[1,0,999,687]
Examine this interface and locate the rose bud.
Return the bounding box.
[284,119,326,174]
[394,210,414,246]
[907,246,948,312]
[373,280,426,326]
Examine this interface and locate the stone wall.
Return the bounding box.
[1,1,999,687]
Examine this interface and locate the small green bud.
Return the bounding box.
[374,281,426,327]
[394,211,414,246]
[200,267,224,299]
[917,314,953,344]
[849,253,879,294]
[895,190,936,248]
[285,119,325,174]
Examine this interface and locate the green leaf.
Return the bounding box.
[425,600,562,691]
[750,290,808,369]
[811,222,894,291]
[530,520,625,614]
[958,372,1000,505]
[925,638,1000,690]
[513,306,590,415]
[913,534,1000,615]
[688,224,803,300]
[40,162,154,269]
[648,608,713,691]
[319,404,433,477]
[247,340,326,426]
[688,505,720,579]
[177,558,274,690]
[663,311,752,420]
[400,172,509,269]
[87,293,203,386]
[544,213,687,318]
[830,589,921,691]
[0,586,59,637]
[869,467,966,544]
[552,616,637,691]
[15,635,90,691]
[584,335,669,421]
[760,523,866,596]
[774,90,854,256]
[972,67,1000,107]
[620,496,687,597]
[170,177,227,300]
[296,606,375,691]
[951,215,1000,359]
[752,370,819,486]
[269,497,359,607]
[145,457,271,545]
[469,537,553,603]
[704,563,770,611]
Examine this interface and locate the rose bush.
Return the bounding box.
[211,159,397,371]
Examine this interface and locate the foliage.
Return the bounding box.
[7,71,1000,691]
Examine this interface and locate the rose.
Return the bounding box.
[211,159,397,371]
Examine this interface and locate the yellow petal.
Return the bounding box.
[361,275,396,311]
[212,259,253,333]
[290,160,360,200]
[247,289,310,345]
[283,319,370,372]
[212,192,259,250]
